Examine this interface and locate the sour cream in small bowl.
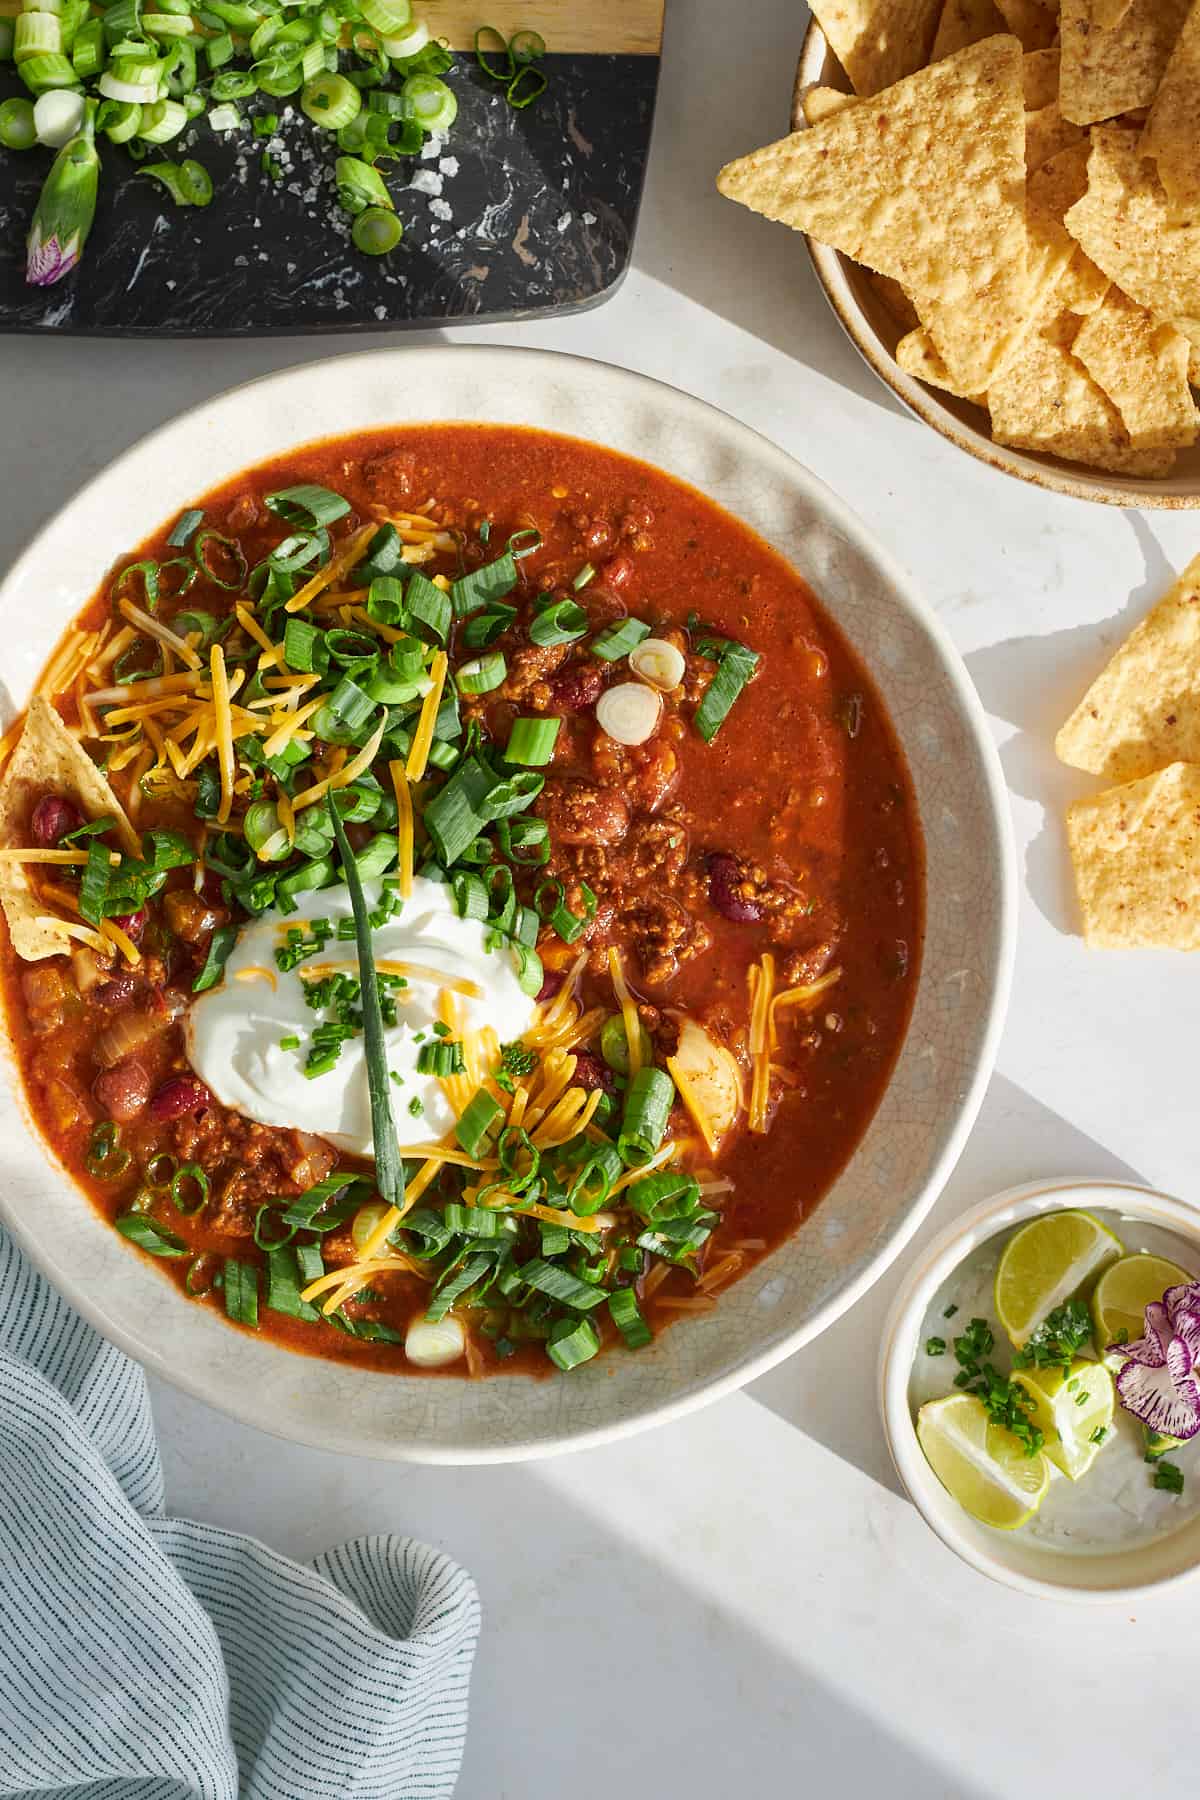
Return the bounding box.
[880,1179,1200,1601]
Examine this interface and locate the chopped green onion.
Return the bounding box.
[473,24,513,81]
[193,923,239,992]
[265,1244,321,1322]
[115,1214,188,1257]
[461,602,517,649]
[591,617,651,662]
[170,1163,209,1216]
[507,65,546,109]
[222,1258,259,1327]
[530,598,588,647]
[627,1171,699,1222]
[568,1144,623,1216]
[505,717,560,766]
[353,203,403,255]
[139,158,213,207]
[84,1120,131,1180]
[265,483,350,530]
[694,641,760,743]
[520,1258,607,1312]
[509,28,547,62]
[547,1315,602,1370]
[0,97,37,150]
[609,1286,652,1349]
[400,71,456,132]
[301,70,362,129]
[455,652,506,695]
[456,1087,504,1157]
[335,153,392,215]
[600,1011,653,1076]
[619,1067,676,1163]
[167,507,204,549]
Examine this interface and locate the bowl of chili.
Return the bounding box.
[0,346,1015,1460]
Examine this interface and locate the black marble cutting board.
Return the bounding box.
[0,45,660,335]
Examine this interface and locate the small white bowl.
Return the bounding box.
[880,1178,1200,1601]
[794,25,1200,511]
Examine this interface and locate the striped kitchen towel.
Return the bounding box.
[0,1228,481,1799]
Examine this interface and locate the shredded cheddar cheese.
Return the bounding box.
[209,643,235,824]
[404,650,448,782]
[99,918,142,968]
[291,716,386,814]
[607,947,643,1077]
[747,953,775,1134]
[284,522,378,614]
[666,1056,719,1156]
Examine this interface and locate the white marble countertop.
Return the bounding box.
[6,3,1200,1794]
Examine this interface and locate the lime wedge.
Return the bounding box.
[916,1394,1050,1530]
[1091,1253,1194,1358]
[994,1211,1124,1348]
[1014,1359,1114,1480]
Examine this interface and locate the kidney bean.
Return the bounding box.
[549,661,605,713]
[110,907,148,944]
[95,973,140,1009]
[707,853,763,923]
[31,795,83,847]
[147,1076,210,1121]
[569,1049,616,1096]
[601,555,634,591]
[536,970,565,1004]
[94,1060,151,1124]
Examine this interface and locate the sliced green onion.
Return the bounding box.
[461,602,517,649]
[265,483,350,530]
[400,70,456,132]
[84,1120,131,1180]
[223,1258,259,1327]
[0,97,37,149]
[335,153,391,215]
[572,562,596,591]
[33,86,83,145]
[20,50,78,92]
[167,506,204,548]
[520,1258,607,1312]
[530,598,588,648]
[115,1214,188,1257]
[15,11,63,64]
[456,1087,504,1156]
[140,158,212,205]
[619,1066,676,1163]
[600,1011,653,1077]
[360,0,410,32]
[608,1286,652,1349]
[455,652,506,695]
[301,69,361,129]
[627,1170,699,1222]
[505,716,560,766]
[170,1163,209,1216]
[547,1315,602,1371]
[591,617,651,661]
[401,570,448,644]
[192,922,239,992]
[138,98,189,143]
[265,1244,321,1322]
[353,204,403,255]
[693,641,760,743]
[425,1251,492,1323]
[507,66,546,109]
[380,18,427,56]
[474,25,513,80]
[568,1144,623,1217]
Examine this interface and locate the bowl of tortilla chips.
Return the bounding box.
[716,2,1200,509]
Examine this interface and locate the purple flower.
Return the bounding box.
[1111,1281,1200,1440]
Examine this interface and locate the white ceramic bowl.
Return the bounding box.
[881,1178,1200,1600]
[0,345,1016,1462]
[794,26,1200,511]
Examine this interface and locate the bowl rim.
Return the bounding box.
[794,22,1200,512]
[879,1177,1200,1601]
[0,343,1018,1461]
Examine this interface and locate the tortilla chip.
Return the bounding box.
[1029,143,1113,312]
[802,86,858,126]
[1025,100,1086,171]
[1065,126,1200,330]
[986,303,1178,472]
[807,0,944,94]
[1057,247,1113,313]
[931,0,1008,59]
[1022,48,1062,109]
[1059,0,1191,127]
[895,328,985,396]
[1141,3,1200,225]
[1191,343,1200,385]
[1092,0,1132,25]
[899,134,1096,395]
[717,38,1029,393]
[1056,553,1200,780]
[1067,763,1200,950]
[1072,288,1198,447]
[869,271,922,330]
[0,697,139,962]
[994,0,1058,49]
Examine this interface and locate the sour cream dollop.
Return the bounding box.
[186,876,536,1155]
